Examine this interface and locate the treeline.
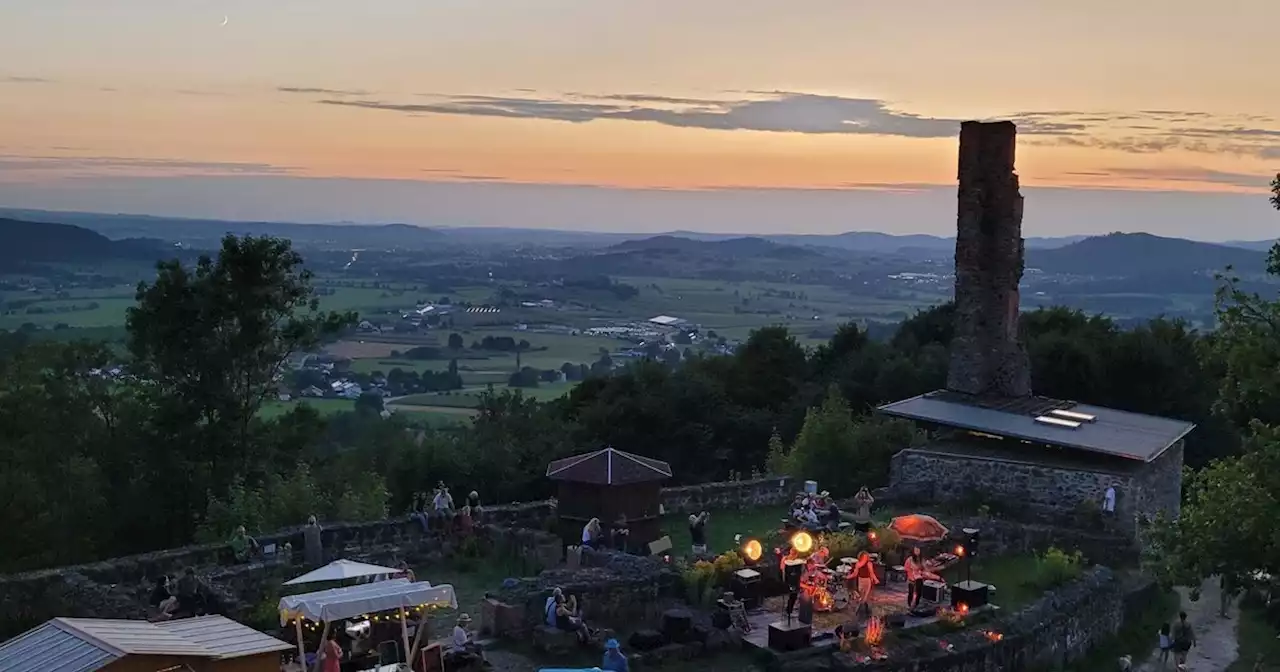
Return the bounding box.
[0,231,1270,576]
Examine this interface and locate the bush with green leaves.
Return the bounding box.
[1033,547,1084,589]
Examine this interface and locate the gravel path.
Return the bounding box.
[1138,578,1239,671]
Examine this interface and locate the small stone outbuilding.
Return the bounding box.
[879,391,1193,538]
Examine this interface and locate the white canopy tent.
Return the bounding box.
[279,578,458,671]
[283,559,405,586]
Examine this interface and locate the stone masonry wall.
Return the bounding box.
[660,476,793,514]
[947,120,1032,398]
[0,477,788,637]
[832,567,1158,671]
[1133,439,1184,524]
[890,447,1146,537]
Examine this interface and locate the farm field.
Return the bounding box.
[395,381,578,409]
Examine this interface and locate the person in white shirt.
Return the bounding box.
[1102,487,1116,515]
[450,614,474,651]
[582,518,602,549]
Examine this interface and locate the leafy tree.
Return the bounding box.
[355,391,385,415]
[782,385,921,495]
[447,332,465,349]
[1145,423,1280,592]
[125,235,355,542]
[764,428,788,477]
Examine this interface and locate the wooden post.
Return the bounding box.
[293,618,306,669]
[310,622,331,672]
[407,607,432,667]
[400,607,411,665]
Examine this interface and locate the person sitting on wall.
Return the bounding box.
[555,593,593,645]
[149,575,179,619]
[227,525,259,563]
[581,518,603,549]
[410,492,431,533]
[433,483,455,532]
[456,504,474,537]
[824,498,843,532]
[447,613,485,667]
[175,567,205,616]
[610,514,631,553]
[466,490,483,523]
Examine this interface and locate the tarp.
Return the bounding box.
[889,514,950,542]
[283,559,404,586]
[278,579,457,625]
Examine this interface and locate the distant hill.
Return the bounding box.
[0,218,165,267]
[1027,232,1268,276]
[610,235,824,259]
[0,208,445,251]
[1224,239,1278,252]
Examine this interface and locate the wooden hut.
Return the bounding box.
[0,615,291,672]
[547,447,672,550]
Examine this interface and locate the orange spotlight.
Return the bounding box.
[955,544,966,557]
[742,538,763,563]
[790,531,814,554]
[868,530,878,541]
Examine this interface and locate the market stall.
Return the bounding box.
[279,578,457,671]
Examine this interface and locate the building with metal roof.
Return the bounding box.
[877,389,1193,538]
[0,616,289,672]
[547,447,672,550]
[878,390,1195,463]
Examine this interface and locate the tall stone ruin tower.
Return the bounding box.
[945,121,1033,398]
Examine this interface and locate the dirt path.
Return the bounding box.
[1138,578,1239,671]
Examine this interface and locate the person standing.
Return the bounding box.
[601,638,629,672]
[320,630,343,672]
[1157,622,1172,670]
[303,515,323,566]
[1172,611,1195,668]
[851,552,879,611]
[1102,486,1117,516]
[853,487,875,533]
[688,512,709,555]
[904,547,927,609]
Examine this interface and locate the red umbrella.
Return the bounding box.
[889,514,950,542]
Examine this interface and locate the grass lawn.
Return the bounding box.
[1229,602,1279,671]
[0,296,138,329]
[408,559,530,639]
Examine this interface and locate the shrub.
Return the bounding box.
[683,561,719,608]
[825,531,868,562]
[1033,546,1084,588]
[711,550,744,583]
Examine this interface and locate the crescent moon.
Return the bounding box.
[220,15,228,26]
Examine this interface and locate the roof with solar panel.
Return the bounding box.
[877,389,1195,463]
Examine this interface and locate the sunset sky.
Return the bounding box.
[2,0,1278,237]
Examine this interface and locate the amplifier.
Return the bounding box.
[920,579,946,603]
[950,580,990,610]
[731,568,762,610]
[767,620,812,651]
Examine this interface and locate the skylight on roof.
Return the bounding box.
[1034,415,1081,429]
[1050,409,1096,423]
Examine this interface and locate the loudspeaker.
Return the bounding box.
[950,580,990,610]
[767,621,812,651]
[921,579,946,603]
[731,569,762,610]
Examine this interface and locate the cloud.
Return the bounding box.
[0,154,297,177]
[298,88,1280,159]
[319,92,1089,138]
[2,76,50,84]
[1062,167,1272,190]
[278,86,370,96]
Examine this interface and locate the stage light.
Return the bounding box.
[741,538,763,563]
[868,530,878,541]
[954,544,966,557]
[790,531,814,554]
[957,603,970,615]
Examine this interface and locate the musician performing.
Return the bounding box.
[904,546,941,609]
